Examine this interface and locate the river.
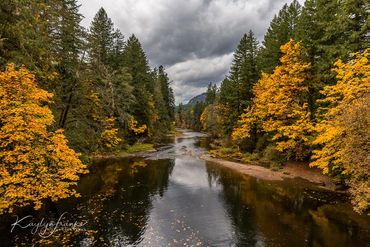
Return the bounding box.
[1,130,369,246]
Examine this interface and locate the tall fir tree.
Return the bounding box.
[205,82,217,105]
[296,0,369,114]
[258,0,301,73]
[158,65,175,123]
[219,31,259,135]
[52,0,84,129]
[122,34,155,137]
[88,7,114,67]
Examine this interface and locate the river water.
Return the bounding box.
[1,130,369,246]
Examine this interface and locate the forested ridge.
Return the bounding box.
[176,0,369,214]
[0,1,174,214]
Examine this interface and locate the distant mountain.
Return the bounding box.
[186,93,207,106]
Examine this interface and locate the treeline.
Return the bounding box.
[176,87,216,131]
[177,0,369,214]
[0,1,174,214]
[0,2,175,154]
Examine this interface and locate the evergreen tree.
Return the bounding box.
[0,0,58,80]
[88,7,114,67]
[51,0,84,129]
[158,65,175,123]
[258,0,301,73]
[122,35,155,137]
[219,31,259,135]
[205,82,217,105]
[0,0,19,66]
[296,0,369,113]
[110,29,125,69]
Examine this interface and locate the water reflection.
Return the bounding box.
[0,130,369,246]
[205,162,370,247]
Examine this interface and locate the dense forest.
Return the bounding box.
[176,0,369,214]
[0,1,174,214]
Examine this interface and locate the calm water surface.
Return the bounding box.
[1,130,369,246]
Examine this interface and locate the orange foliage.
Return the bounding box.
[232,40,314,159]
[0,64,88,214]
[310,50,369,213]
[99,117,122,150]
[128,116,147,135]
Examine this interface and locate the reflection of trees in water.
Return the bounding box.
[2,158,174,246]
[82,158,175,246]
[205,162,370,247]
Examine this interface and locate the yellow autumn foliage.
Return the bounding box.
[232,40,314,159]
[128,117,147,135]
[200,104,223,137]
[0,64,88,214]
[310,49,369,214]
[99,117,122,150]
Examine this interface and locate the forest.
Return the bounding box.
[0,0,368,226]
[0,1,174,214]
[176,0,369,214]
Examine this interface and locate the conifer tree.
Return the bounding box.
[52,0,84,129]
[205,82,217,105]
[258,0,301,73]
[296,0,369,113]
[122,35,155,137]
[88,7,114,67]
[219,31,259,135]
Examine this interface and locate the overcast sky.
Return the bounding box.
[78,0,303,104]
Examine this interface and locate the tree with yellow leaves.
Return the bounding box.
[0,64,88,214]
[200,104,224,138]
[232,40,314,160]
[128,116,147,135]
[99,117,123,151]
[310,49,369,214]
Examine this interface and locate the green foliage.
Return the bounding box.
[88,7,115,67]
[258,0,301,73]
[218,31,260,136]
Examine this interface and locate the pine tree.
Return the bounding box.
[122,35,155,137]
[219,31,259,135]
[0,0,19,66]
[0,0,58,81]
[51,0,84,129]
[88,7,115,67]
[110,29,125,69]
[157,65,175,123]
[296,0,369,114]
[258,0,301,73]
[205,82,217,105]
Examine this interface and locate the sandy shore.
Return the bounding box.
[201,154,336,190]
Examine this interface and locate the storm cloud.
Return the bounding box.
[78,0,303,104]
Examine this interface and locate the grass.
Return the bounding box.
[208,144,284,170]
[125,143,155,153]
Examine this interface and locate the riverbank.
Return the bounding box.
[201,154,337,190]
[92,143,157,160]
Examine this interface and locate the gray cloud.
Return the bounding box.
[78,0,304,104]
